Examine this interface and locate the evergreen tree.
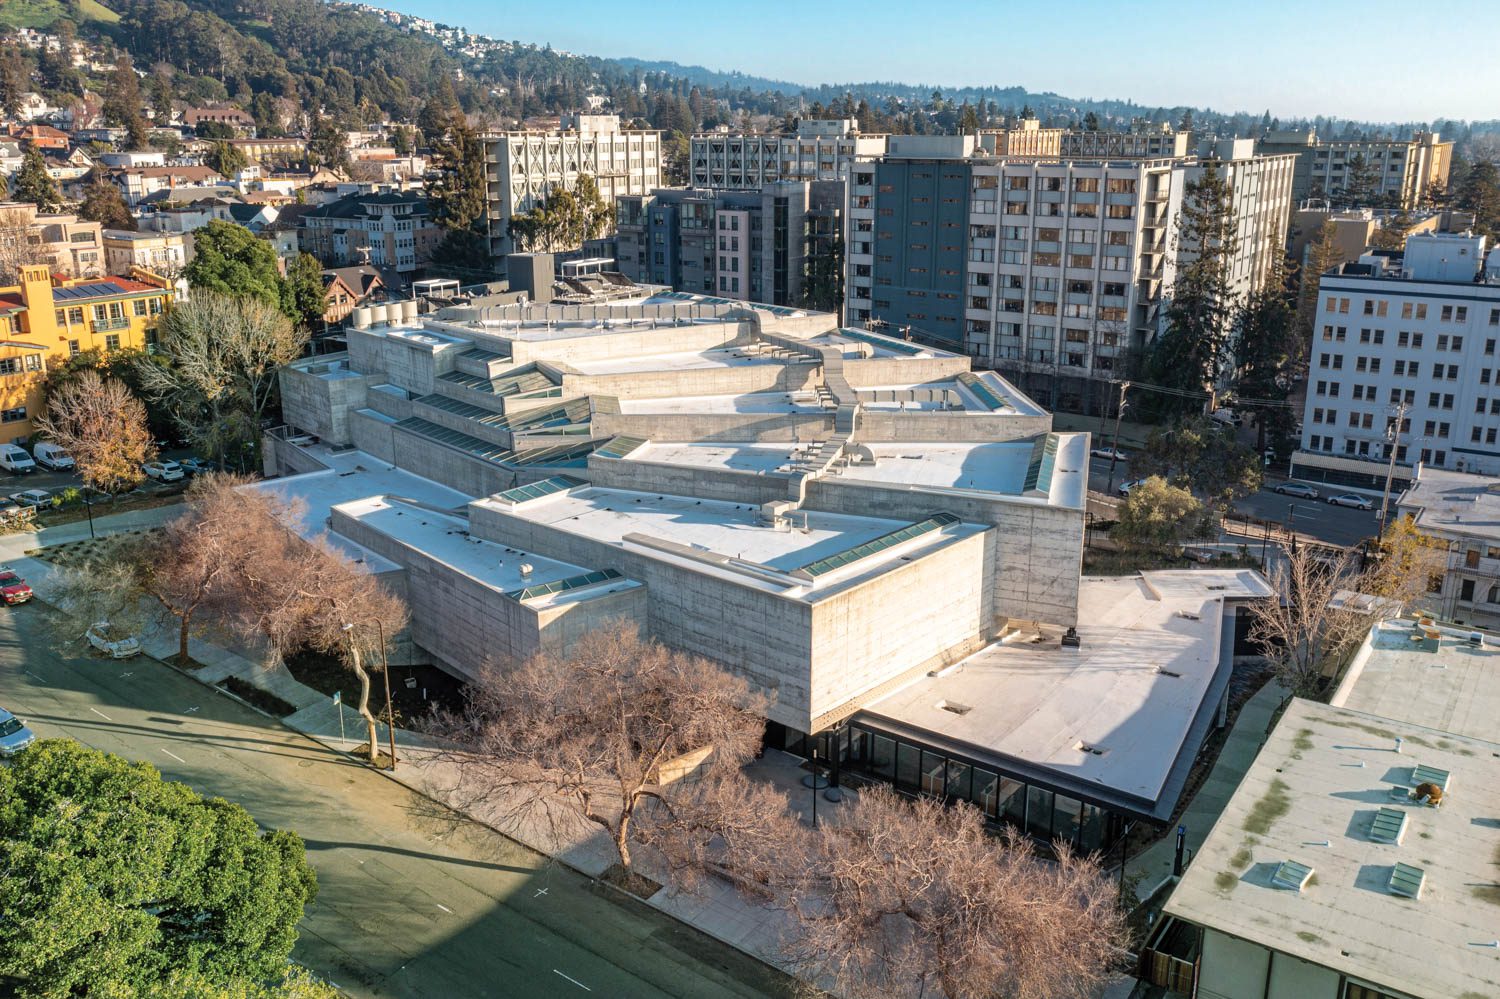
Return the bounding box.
[0,45,28,120]
[1082,111,1100,131]
[11,146,61,212]
[1145,160,1236,405]
[207,141,249,178]
[1295,219,1340,349]
[307,115,350,172]
[279,252,326,332]
[1342,152,1378,206]
[1232,257,1300,453]
[78,173,136,231]
[1457,160,1500,239]
[103,53,150,150]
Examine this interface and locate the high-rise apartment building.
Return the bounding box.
[1293,232,1500,490]
[690,119,886,190]
[482,113,662,258]
[846,139,1294,409]
[1058,122,1191,159]
[614,181,841,305]
[1257,129,1453,210]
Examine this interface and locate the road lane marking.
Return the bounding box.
[162,749,186,764]
[24,670,45,683]
[553,970,591,991]
[534,887,549,897]
[89,707,112,721]
[184,706,200,714]
[435,903,452,913]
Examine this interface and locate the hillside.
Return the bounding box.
[0,0,118,29]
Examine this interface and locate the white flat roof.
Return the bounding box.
[1332,618,1500,741]
[1397,465,1500,542]
[620,433,1091,509]
[249,445,474,538]
[331,494,600,596]
[862,570,1249,812]
[566,346,793,376]
[476,485,982,600]
[615,390,826,415]
[1164,698,1500,999]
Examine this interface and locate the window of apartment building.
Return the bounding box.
[1453,336,1464,351]
[1007,177,1030,190]
[1033,252,1061,266]
[1073,178,1100,193]
[1105,179,1136,193]
[1105,231,1130,245]
[1071,204,1098,218]
[105,334,120,351]
[1069,254,1094,268]
[1445,364,1459,379]
[1316,381,1328,395]
[1005,202,1028,215]
[66,307,83,325]
[133,299,147,317]
[92,305,107,324]
[67,340,78,357]
[1428,391,1442,407]
[0,407,24,423]
[1105,205,1133,219]
[1424,420,1437,436]
[1491,308,1500,326]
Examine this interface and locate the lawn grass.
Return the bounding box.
[0,0,118,27]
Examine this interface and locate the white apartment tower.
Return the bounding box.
[691,119,887,189]
[482,113,662,258]
[1294,232,1500,489]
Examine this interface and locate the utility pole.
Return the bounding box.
[1105,380,1131,495]
[1377,399,1408,537]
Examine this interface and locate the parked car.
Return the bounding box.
[1274,482,1320,499]
[177,457,221,476]
[142,460,185,483]
[9,488,50,509]
[1327,493,1374,510]
[1179,545,1218,564]
[1118,479,1148,497]
[0,497,20,522]
[1090,446,1129,461]
[0,568,32,605]
[0,443,35,474]
[86,621,142,659]
[31,442,74,471]
[0,707,35,757]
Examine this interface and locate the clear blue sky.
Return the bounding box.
[376,0,1499,123]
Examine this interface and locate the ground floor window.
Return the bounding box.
[770,720,1126,853]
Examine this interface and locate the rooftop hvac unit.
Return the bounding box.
[519,563,534,578]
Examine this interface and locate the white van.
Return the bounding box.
[0,444,35,474]
[32,442,74,471]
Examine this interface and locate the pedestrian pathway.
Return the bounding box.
[12,503,811,980]
[1126,680,1288,900]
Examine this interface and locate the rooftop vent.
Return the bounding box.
[1076,742,1107,756]
[1271,859,1315,892]
[1178,611,1201,621]
[936,700,972,715]
[1370,806,1408,845]
[1411,763,1451,792]
[1388,862,1425,899]
[1156,667,1183,678]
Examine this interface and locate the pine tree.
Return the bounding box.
[0,46,28,120]
[1343,152,1378,206]
[12,146,61,212]
[1233,256,1299,453]
[1295,219,1339,350]
[78,173,136,231]
[1146,160,1236,404]
[102,53,149,149]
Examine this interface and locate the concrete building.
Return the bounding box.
[267,285,1264,849]
[614,181,841,305]
[1257,129,1453,210]
[482,113,662,259]
[847,139,1294,410]
[690,119,886,190]
[1153,618,1500,999]
[1293,233,1500,490]
[1394,465,1500,629]
[1060,123,1191,159]
[102,229,191,289]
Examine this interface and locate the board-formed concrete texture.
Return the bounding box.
[268,288,1242,742]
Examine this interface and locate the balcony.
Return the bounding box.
[1449,551,1500,577]
[93,317,130,332]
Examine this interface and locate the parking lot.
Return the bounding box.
[0,446,207,524]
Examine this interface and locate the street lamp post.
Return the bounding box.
[1105,380,1131,495]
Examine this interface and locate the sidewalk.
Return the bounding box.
[1125,680,1287,900]
[13,507,814,979]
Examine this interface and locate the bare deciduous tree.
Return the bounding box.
[776,788,1127,999]
[34,369,155,492]
[1250,517,1446,698]
[431,624,770,882]
[0,205,49,285]
[136,292,308,467]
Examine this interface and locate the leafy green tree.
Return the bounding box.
[280,252,326,332]
[307,114,349,172]
[1145,160,1236,406]
[184,220,283,305]
[1112,476,1218,551]
[0,740,318,997]
[508,174,611,253]
[78,172,137,231]
[11,146,61,212]
[1133,415,1262,507]
[157,967,341,999]
[207,140,250,178]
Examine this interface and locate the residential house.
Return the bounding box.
[103,230,192,297]
[320,265,385,325]
[299,190,443,288]
[113,165,227,206]
[181,107,257,134]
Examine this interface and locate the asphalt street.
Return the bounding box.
[1087,455,1380,548]
[0,602,795,999]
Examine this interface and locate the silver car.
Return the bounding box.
[1274,482,1319,499]
[0,707,36,757]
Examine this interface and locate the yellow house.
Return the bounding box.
[0,265,173,442]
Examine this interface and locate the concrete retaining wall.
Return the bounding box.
[592,410,834,443]
[349,411,397,465]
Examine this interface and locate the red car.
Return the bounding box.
[0,569,33,605]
